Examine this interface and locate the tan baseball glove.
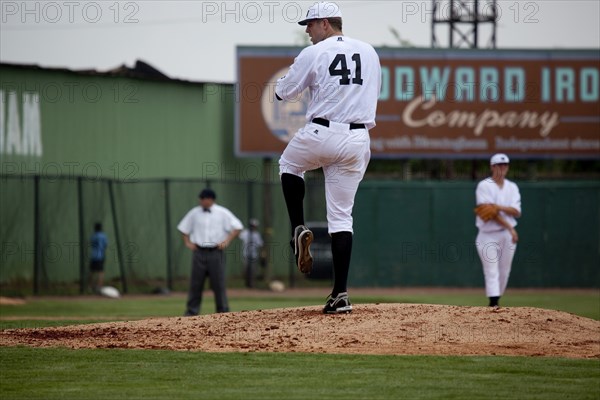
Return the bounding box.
[474,204,499,221]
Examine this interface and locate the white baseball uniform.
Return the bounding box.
[276,35,381,233]
[475,177,522,297]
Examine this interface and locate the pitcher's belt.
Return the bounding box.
[312,118,365,130]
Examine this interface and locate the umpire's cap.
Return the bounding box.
[298,2,342,25]
[199,188,216,199]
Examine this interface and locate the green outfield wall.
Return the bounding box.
[1,64,598,294]
[1,176,598,294]
[351,180,600,288]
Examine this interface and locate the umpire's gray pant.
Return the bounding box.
[185,247,229,315]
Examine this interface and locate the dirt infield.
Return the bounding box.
[1,303,599,359]
[0,297,26,306]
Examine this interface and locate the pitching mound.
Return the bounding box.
[1,304,599,359]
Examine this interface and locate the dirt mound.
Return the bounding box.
[1,304,599,359]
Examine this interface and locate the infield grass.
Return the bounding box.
[1,347,599,400]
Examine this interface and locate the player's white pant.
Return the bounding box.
[475,229,517,298]
[279,121,370,234]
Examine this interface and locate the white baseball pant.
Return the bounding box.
[475,229,517,297]
[279,121,370,234]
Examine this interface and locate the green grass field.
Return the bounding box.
[1,290,599,399]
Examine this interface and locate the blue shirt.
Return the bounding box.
[90,232,108,261]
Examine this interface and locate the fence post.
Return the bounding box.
[77,177,86,294]
[33,175,41,295]
[108,180,128,294]
[164,179,173,290]
[261,158,280,285]
[246,180,254,287]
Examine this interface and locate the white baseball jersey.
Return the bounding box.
[275,35,381,129]
[475,177,521,298]
[475,178,522,232]
[177,204,243,247]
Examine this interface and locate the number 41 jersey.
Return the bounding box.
[275,35,382,130]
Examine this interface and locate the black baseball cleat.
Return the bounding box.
[323,292,353,314]
[293,225,313,273]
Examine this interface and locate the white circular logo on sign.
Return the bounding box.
[261,67,309,143]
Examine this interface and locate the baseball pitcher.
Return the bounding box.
[275,2,382,314]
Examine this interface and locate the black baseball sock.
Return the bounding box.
[489,296,500,307]
[281,173,306,238]
[331,231,353,296]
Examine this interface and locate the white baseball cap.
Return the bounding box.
[490,153,510,165]
[298,2,342,25]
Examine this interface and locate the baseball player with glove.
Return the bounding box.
[275,2,381,314]
[474,153,521,309]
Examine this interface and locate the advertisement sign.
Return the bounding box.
[236,47,599,158]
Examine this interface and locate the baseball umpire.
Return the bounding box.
[275,2,382,314]
[474,153,521,309]
[178,188,243,316]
